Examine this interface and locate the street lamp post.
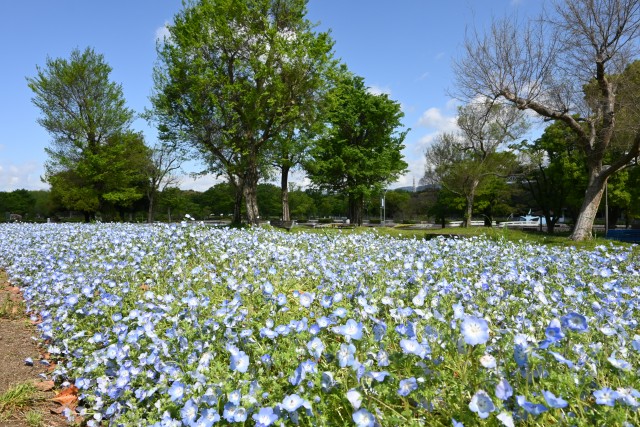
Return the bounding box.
[380,189,388,226]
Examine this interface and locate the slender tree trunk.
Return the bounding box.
[147,193,155,224]
[281,165,290,222]
[570,172,606,241]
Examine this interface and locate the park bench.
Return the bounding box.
[606,229,640,243]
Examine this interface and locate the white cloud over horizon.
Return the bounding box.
[0,162,48,192]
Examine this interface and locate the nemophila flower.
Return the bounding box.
[281,394,304,412]
[230,351,249,373]
[496,411,515,427]
[368,371,389,382]
[168,381,186,402]
[339,319,363,340]
[545,318,564,341]
[253,407,278,427]
[306,337,325,359]
[337,343,356,368]
[320,295,333,308]
[400,338,426,358]
[452,418,464,427]
[560,312,588,332]
[542,390,568,409]
[299,292,315,308]
[460,316,490,346]
[398,377,418,397]
[469,390,495,419]
[495,378,513,401]
[608,352,632,371]
[616,387,640,407]
[180,399,198,426]
[593,387,619,406]
[516,395,547,416]
[372,321,387,342]
[480,354,496,369]
[228,389,241,406]
[352,408,376,427]
[452,302,465,319]
[632,335,640,352]
[347,389,362,409]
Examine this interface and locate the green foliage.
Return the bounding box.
[151,0,336,225]
[48,131,150,217]
[306,71,408,225]
[28,47,147,218]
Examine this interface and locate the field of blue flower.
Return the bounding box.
[0,222,638,426]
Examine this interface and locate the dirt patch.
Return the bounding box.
[0,271,68,427]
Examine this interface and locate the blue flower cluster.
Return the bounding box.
[0,222,638,426]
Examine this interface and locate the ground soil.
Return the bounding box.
[0,271,68,427]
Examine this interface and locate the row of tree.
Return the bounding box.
[26,0,640,240]
[4,157,639,229]
[28,0,408,228]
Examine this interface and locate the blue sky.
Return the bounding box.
[0,0,542,192]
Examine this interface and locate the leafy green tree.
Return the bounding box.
[257,183,281,219]
[289,188,316,219]
[150,0,335,226]
[383,190,411,222]
[28,47,139,221]
[306,72,408,225]
[47,131,150,221]
[423,102,526,227]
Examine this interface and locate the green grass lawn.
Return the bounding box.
[292,224,638,252]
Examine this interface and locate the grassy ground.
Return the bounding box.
[291,224,638,252]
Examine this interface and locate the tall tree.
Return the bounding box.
[28,47,138,221]
[453,0,640,240]
[423,102,526,227]
[306,72,408,226]
[150,0,335,225]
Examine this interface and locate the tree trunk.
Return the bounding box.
[570,173,606,241]
[348,194,363,226]
[281,165,290,222]
[463,182,478,228]
[147,193,155,224]
[168,207,172,222]
[243,161,260,226]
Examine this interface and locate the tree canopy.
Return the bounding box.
[150,0,336,225]
[28,47,147,220]
[306,72,408,225]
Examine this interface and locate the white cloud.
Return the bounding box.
[367,85,392,96]
[417,107,457,132]
[434,52,445,61]
[155,22,171,42]
[178,173,224,192]
[0,162,48,191]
